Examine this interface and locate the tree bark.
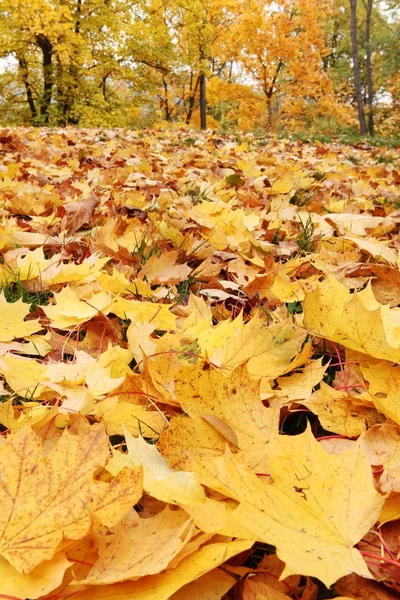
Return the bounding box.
[185,72,200,125]
[75,0,82,34]
[199,47,207,130]
[349,0,366,135]
[199,72,206,129]
[265,60,283,128]
[365,0,374,136]
[18,56,37,121]
[162,76,170,121]
[36,34,54,124]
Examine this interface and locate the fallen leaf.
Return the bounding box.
[82,507,193,584]
[58,539,253,600]
[185,427,384,587]
[59,194,99,233]
[43,286,114,329]
[172,362,278,470]
[0,552,70,598]
[125,431,206,505]
[0,291,42,341]
[364,423,400,492]
[170,567,237,600]
[303,276,400,362]
[335,573,400,600]
[304,382,366,437]
[0,421,142,573]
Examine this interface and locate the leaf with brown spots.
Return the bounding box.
[0,420,142,573]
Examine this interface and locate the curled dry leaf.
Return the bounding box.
[59,194,99,233]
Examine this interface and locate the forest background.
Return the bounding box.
[0,0,399,138]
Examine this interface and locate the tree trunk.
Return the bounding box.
[185,72,200,125]
[18,56,38,121]
[266,94,273,127]
[199,72,206,129]
[265,60,282,129]
[36,34,54,124]
[199,48,207,130]
[349,0,366,135]
[75,0,82,34]
[365,0,374,136]
[162,77,170,121]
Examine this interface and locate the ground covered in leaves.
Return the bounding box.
[0,128,400,599]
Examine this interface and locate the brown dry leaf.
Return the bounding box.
[59,194,99,233]
[357,521,400,589]
[300,577,319,600]
[0,420,142,573]
[231,554,302,600]
[335,573,400,600]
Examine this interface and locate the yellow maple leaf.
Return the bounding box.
[43,254,110,286]
[202,315,307,378]
[94,398,167,438]
[140,250,192,284]
[0,421,142,573]
[364,423,400,493]
[360,360,400,424]
[171,362,278,471]
[62,539,252,600]
[304,382,366,437]
[0,291,42,342]
[125,431,206,505]
[0,352,49,397]
[303,275,400,362]
[263,358,326,402]
[0,247,50,284]
[46,349,95,384]
[43,286,114,329]
[83,507,193,584]
[0,552,70,598]
[112,297,176,330]
[172,427,384,587]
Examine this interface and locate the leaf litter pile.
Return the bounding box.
[0,128,400,600]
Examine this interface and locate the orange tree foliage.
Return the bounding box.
[0,127,400,598]
[233,0,347,129]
